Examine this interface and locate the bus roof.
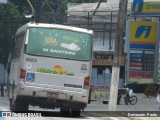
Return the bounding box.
[16,22,93,35]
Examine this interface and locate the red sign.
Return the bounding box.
[130,62,142,66]
[129,71,153,79]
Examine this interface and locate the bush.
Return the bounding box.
[128,84,147,93]
[144,84,158,97]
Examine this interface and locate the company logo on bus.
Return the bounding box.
[37,65,74,76]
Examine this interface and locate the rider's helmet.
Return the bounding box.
[124,84,129,92]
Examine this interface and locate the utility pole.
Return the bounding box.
[32,0,43,22]
[108,0,128,111]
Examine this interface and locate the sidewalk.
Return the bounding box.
[86,93,160,120]
[116,93,159,111]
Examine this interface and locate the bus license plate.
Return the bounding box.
[47,92,59,98]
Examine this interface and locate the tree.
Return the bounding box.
[0,0,69,63]
[0,1,22,64]
[0,1,21,20]
[9,0,68,23]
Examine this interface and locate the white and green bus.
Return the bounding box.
[8,22,93,116]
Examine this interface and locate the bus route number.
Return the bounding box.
[25,58,37,63]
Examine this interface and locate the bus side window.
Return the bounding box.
[12,33,25,61]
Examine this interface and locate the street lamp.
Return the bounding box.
[24,0,35,22]
[24,0,43,22]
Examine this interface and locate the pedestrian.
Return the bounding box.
[156,87,160,110]
[117,89,121,105]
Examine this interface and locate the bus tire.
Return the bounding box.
[10,82,15,112]
[71,108,81,117]
[60,107,70,117]
[14,97,29,111]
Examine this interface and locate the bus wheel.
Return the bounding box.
[10,82,15,111]
[14,97,29,111]
[71,108,81,117]
[60,107,70,117]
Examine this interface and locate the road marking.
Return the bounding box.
[109,117,119,120]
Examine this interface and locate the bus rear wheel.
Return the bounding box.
[71,108,81,117]
[60,107,70,117]
[14,97,29,111]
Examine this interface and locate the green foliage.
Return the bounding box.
[9,0,68,23]
[9,0,31,16]
[0,1,23,65]
[61,0,68,12]
[144,84,158,97]
[0,0,69,64]
[0,1,22,36]
[0,1,21,20]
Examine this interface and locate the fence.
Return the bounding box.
[66,11,118,50]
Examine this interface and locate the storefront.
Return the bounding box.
[90,52,126,101]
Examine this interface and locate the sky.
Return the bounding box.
[107,0,160,4]
[0,0,7,4]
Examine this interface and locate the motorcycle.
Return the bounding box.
[122,89,138,105]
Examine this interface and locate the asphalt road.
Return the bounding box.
[0,93,160,120]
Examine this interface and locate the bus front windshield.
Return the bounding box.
[26,27,93,61]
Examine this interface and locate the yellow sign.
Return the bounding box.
[131,1,160,16]
[90,86,110,101]
[128,79,153,84]
[130,21,157,49]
